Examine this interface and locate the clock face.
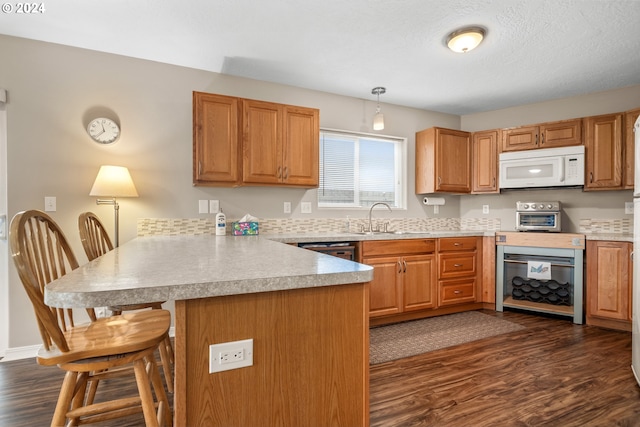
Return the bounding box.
[87,118,120,144]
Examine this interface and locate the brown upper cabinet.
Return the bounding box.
[243,100,319,187]
[193,91,319,188]
[501,118,582,152]
[193,92,242,186]
[584,113,623,190]
[416,127,471,194]
[471,129,499,194]
[624,108,640,189]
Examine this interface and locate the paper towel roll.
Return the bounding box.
[422,197,445,205]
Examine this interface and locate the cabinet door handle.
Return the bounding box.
[283,166,289,180]
[403,260,407,273]
[277,166,282,179]
[198,161,202,176]
[540,133,545,145]
[397,260,403,274]
[535,134,539,146]
[590,172,593,183]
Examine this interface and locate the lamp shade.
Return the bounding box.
[89,165,139,197]
[373,111,385,130]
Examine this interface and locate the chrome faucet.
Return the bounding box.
[368,202,392,232]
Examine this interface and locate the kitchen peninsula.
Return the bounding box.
[44,235,374,427]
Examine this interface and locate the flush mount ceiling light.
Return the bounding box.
[371,87,386,130]
[446,26,486,53]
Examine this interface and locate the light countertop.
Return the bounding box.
[45,235,373,309]
[583,233,633,242]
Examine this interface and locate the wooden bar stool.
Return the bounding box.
[78,211,175,393]
[10,210,172,427]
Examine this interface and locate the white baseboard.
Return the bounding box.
[1,327,175,362]
[1,344,39,361]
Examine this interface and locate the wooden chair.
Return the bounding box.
[10,210,172,427]
[78,211,175,393]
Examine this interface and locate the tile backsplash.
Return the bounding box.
[138,217,502,236]
[579,218,632,234]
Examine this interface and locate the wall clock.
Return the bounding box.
[87,117,120,144]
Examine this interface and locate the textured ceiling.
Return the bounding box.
[2,0,639,115]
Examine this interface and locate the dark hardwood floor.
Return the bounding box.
[371,310,640,427]
[1,310,639,426]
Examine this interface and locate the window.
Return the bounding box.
[318,129,406,208]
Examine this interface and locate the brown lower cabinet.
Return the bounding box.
[363,239,437,318]
[586,240,632,331]
[364,236,485,326]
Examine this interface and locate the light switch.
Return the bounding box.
[44,196,56,212]
[301,202,312,214]
[0,214,6,240]
[198,200,209,214]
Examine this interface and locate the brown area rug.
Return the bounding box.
[370,311,525,364]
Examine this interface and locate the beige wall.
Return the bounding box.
[1,35,460,351]
[1,33,638,353]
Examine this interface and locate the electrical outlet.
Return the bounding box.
[198,200,208,214]
[209,338,253,373]
[483,205,490,214]
[284,201,291,214]
[625,202,634,214]
[301,202,312,214]
[210,199,220,213]
[44,196,56,212]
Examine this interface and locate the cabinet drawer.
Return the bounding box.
[362,239,435,257]
[438,253,477,278]
[439,279,476,306]
[438,237,478,252]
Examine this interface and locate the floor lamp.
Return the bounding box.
[89,165,139,247]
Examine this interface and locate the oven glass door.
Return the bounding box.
[516,212,560,231]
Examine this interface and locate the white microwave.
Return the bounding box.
[499,145,585,189]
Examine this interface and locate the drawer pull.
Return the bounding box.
[453,242,462,246]
[453,290,462,294]
[454,263,463,267]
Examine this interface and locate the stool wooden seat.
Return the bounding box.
[78,211,175,393]
[10,210,172,427]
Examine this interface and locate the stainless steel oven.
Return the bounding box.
[515,201,561,232]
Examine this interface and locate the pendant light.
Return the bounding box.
[371,87,386,130]
[446,26,486,53]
